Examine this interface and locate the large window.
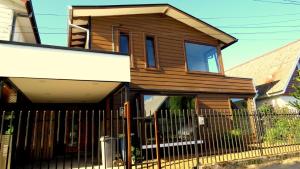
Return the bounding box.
[145,36,157,68]
[119,32,130,54]
[184,42,219,73]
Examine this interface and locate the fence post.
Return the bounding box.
[125,102,132,169]
[154,111,161,169]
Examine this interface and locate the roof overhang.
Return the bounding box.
[69,4,237,48]
[0,41,130,82]
[0,41,130,103]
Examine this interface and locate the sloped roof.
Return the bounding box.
[69,4,237,49]
[226,39,300,98]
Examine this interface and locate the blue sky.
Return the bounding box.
[32,0,300,70]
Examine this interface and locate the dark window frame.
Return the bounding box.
[118,31,130,55]
[117,29,134,68]
[144,34,159,70]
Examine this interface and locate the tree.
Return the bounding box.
[289,70,300,110]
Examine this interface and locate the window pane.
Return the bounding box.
[230,98,248,110]
[185,42,219,73]
[144,95,195,116]
[143,95,196,144]
[146,36,156,68]
[119,32,129,54]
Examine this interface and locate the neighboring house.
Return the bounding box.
[0,3,256,167]
[226,39,300,110]
[0,0,40,43]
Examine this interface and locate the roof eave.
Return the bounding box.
[70,3,237,46]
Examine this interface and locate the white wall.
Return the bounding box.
[0,5,13,40]
[0,0,36,43]
[0,43,131,82]
[257,95,298,110]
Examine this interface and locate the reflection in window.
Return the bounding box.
[144,95,195,115]
[145,36,156,68]
[143,95,196,144]
[185,42,219,73]
[119,32,129,54]
[230,98,248,110]
[230,98,251,134]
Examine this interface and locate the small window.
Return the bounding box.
[145,36,156,68]
[185,42,219,73]
[119,32,130,54]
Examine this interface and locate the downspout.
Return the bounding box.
[68,19,90,49]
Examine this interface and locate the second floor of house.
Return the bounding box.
[68,4,255,95]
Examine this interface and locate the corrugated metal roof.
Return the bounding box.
[226,39,300,98]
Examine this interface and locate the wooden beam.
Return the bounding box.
[125,102,132,169]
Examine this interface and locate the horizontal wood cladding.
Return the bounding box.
[91,14,255,95]
[197,94,231,111]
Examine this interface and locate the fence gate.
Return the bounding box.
[0,105,129,169]
[132,110,202,169]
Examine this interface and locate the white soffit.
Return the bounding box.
[9,77,120,103]
[71,5,236,45]
[0,42,131,82]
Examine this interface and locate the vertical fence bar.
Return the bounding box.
[201,109,208,165]
[191,110,200,169]
[212,110,220,163]
[165,110,171,169]
[78,110,81,169]
[98,110,101,168]
[237,109,246,159]
[215,110,224,162]
[178,110,186,169]
[111,110,113,169]
[224,110,233,161]
[197,109,204,165]
[55,110,60,169]
[92,110,95,169]
[169,110,176,169]
[160,110,167,169]
[220,109,228,161]
[103,110,107,168]
[182,109,189,167]
[256,110,264,157]
[63,110,68,169]
[149,111,154,169]
[125,102,131,169]
[85,110,88,169]
[154,111,161,169]
[174,110,181,169]
[116,109,120,169]
[144,111,149,169]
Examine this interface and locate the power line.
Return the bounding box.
[5,29,300,35]
[1,5,300,19]
[253,0,300,5]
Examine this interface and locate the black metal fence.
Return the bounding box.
[0,106,128,169]
[131,109,300,168]
[0,107,300,169]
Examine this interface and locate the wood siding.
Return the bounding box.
[90,14,255,95]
